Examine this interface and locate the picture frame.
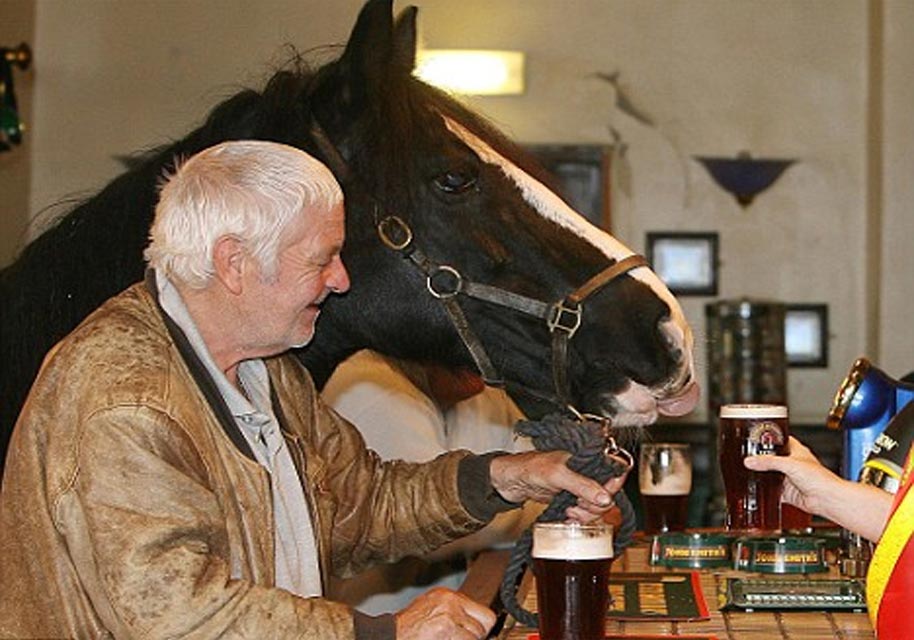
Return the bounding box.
[527,144,612,230]
[645,232,719,296]
[785,304,829,368]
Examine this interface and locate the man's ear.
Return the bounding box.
[212,235,246,295]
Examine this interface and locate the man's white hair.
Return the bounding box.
[145,140,343,288]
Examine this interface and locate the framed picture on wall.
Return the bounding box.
[527,144,613,230]
[785,304,829,367]
[645,232,719,296]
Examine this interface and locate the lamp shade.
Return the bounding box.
[695,152,795,207]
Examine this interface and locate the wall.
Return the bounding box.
[879,0,914,379]
[0,0,35,266]
[9,0,912,421]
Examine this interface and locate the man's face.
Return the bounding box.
[242,201,349,355]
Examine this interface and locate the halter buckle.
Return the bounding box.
[378,215,413,251]
[547,300,582,337]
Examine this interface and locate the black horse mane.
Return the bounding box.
[0,49,561,464]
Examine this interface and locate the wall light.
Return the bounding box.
[694,151,796,208]
[415,49,525,96]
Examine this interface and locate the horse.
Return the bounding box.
[0,0,698,475]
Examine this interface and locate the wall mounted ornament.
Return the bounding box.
[694,151,795,208]
[0,42,32,152]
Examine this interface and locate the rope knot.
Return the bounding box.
[498,412,638,628]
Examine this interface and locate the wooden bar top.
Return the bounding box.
[490,536,875,640]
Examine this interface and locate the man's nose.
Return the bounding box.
[328,256,350,294]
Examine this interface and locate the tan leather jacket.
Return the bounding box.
[0,280,505,639]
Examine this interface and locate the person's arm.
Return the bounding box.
[744,436,893,542]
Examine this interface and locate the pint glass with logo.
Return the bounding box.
[719,404,789,531]
[532,522,614,640]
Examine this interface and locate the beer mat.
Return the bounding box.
[732,535,828,573]
[606,571,710,621]
[525,635,719,639]
[718,577,867,612]
[649,532,732,569]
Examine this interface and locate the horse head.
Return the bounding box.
[297,0,699,425]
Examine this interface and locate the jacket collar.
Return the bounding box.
[144,269,258,461]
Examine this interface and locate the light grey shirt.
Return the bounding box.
[157,274,322,598]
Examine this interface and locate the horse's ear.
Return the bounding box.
[392,6,418,72]
[340,0,396,88]
[312,0,414,139]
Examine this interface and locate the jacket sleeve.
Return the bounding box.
[57,404,368,640]
[269,357,513,579]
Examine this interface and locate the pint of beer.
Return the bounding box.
[639,443,692,534]
[532,522,613,640]
[719,403,789,531]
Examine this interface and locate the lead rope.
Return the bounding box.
[498,413,636,629]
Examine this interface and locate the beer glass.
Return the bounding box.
[719,403,789,531]
[532,522,614,640]
[639,442,692,534]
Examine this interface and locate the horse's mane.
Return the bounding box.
[0,50,561,460]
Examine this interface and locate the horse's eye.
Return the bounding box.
[434,170,478,194]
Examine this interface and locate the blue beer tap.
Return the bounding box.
[827,358,914,481]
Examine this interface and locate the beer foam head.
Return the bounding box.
[720,404,788,419]
[532,523,614,560]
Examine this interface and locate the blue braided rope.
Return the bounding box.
[498,414,637,629]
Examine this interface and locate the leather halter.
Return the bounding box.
[377,214,647,409]
[308,118,647,413]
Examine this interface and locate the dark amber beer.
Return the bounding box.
[719,404,789,530]
[532,522,613,640]
[639,443,692,534]
[642,494,690,534]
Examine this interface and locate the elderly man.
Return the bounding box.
[0,140,626,640]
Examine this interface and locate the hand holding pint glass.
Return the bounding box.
[532,522,613,640]
[638,443,692,534]
[719,404,789,531]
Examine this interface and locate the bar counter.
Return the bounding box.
[465,534,875,640]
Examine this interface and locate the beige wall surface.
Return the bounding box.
[8,0,912,421]
[879,0,914,379]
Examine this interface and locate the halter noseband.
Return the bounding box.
[309,118,647,414]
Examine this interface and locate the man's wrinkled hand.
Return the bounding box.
[395,587,496,640]
[489,451,629,523]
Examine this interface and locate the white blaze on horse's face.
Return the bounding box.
[445,118,698,426]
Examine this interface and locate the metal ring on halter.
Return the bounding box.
[426,265,463,299]
[602,435,634,470]
[566,405,635,471]
[377,215,413,251]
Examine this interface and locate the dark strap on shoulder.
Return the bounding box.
[146,270,257,461]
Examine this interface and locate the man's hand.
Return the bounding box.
[395,587,496,640]
[489,450,629,523]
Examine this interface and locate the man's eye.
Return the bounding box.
[433,170,478,194]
